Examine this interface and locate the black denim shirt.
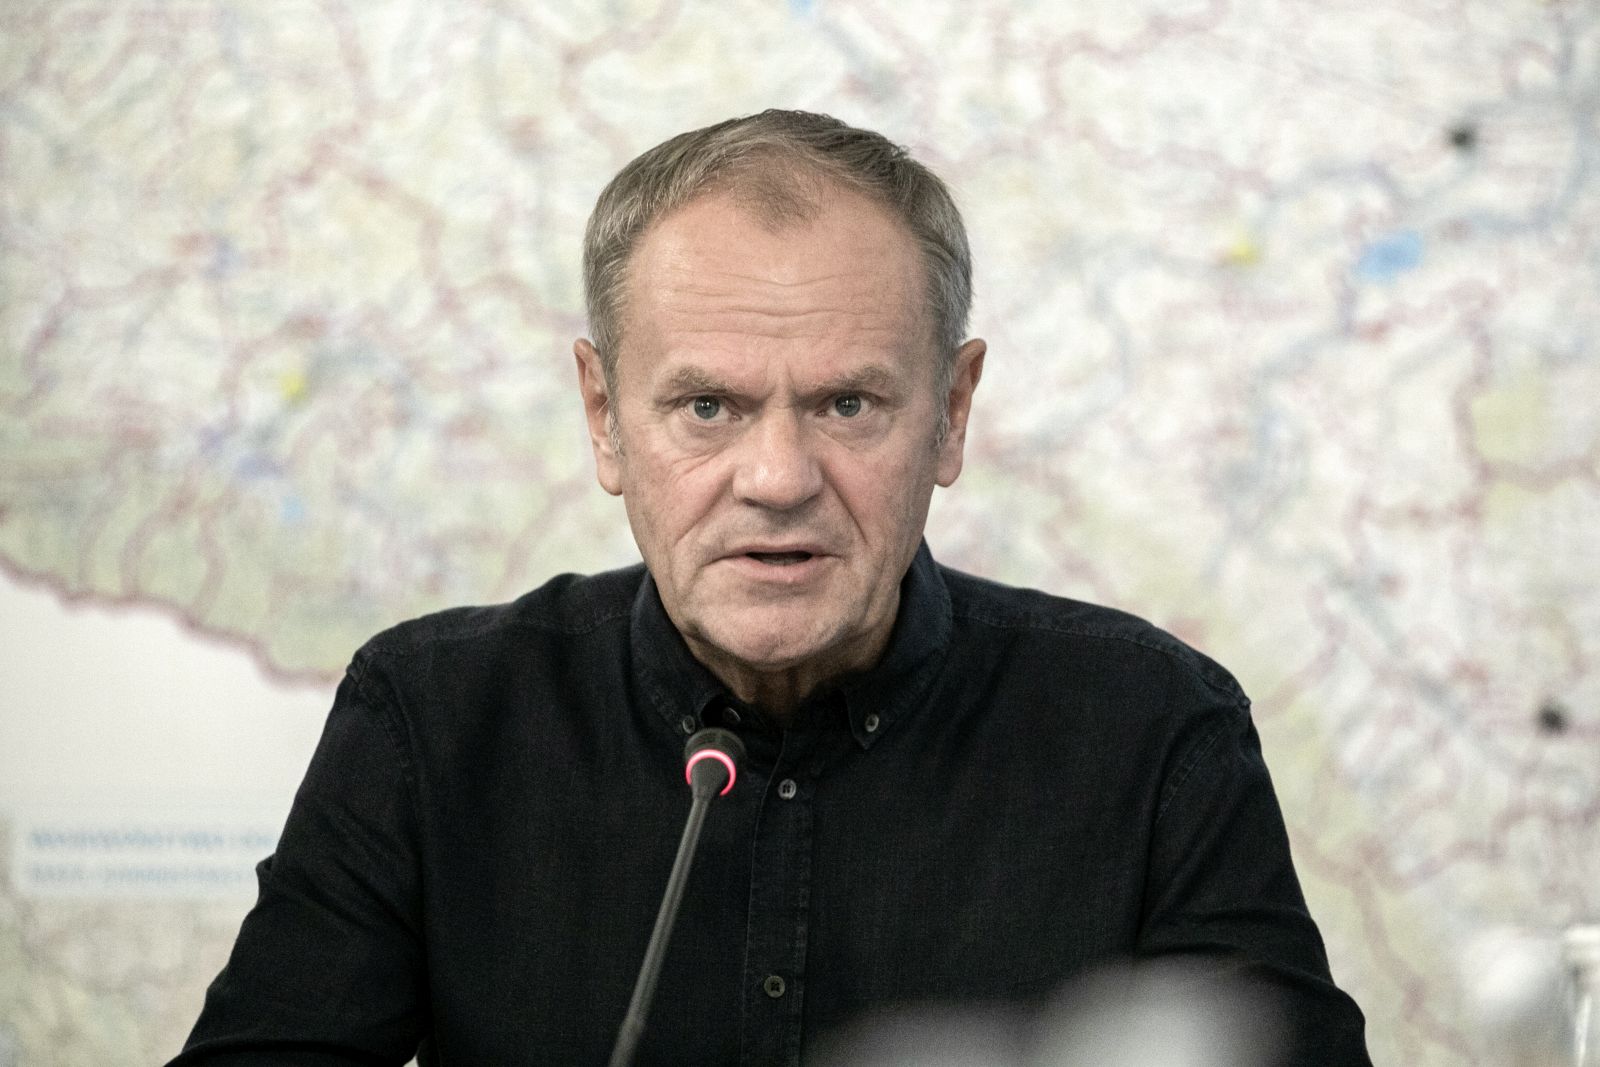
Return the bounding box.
[174,543,1370,1066]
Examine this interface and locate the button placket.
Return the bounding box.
[739,736,813,1065]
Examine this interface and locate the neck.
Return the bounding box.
[687,623,895,729]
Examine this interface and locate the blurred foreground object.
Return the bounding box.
[1568,925,1600,1067]
[815,961,1279,1067]
[1035,963,1279,1067]
[1463,923,1600,1066]
[1464,925,1568,1065]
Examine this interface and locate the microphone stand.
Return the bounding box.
[607,728,745,1067]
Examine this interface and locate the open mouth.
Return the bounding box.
[746,551,814,566]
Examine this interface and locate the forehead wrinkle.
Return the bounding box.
[658,259,909,288]
[651,275,919,336]
[652,274,914,323]
[619,186,935,370]
[658,305,908,331]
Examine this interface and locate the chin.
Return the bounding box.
[718,635,829,673]
[703,616,841,672]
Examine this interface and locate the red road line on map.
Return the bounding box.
[555,0,686,167]
[1295,826,1476,1062]
[1499,38,1561,97]
[320,0,378,126]
[1451,320,1600,491]
[3,295,71,413]
[116,471,199,600]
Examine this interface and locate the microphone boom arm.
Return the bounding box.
[607,728,745,1067]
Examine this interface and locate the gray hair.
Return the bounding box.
[582,110,973,424]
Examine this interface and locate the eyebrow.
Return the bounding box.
[658,366,729,395]
[657,363,902,397]
[814,365,899,394]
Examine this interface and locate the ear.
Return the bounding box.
[574,338,624,496]
[935,338,985,487]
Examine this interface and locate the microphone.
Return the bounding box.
[607,727,746,1067]
[684,728,743,799]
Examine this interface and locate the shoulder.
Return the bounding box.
[351,563,645,670]
[938,562,1248,709]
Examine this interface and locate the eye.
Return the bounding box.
[832,393,863,417]
[691,396,722,420]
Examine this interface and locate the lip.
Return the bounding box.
[717,544,834,584]
[723,542,829,559]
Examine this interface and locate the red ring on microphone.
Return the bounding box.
[685,749,738,796]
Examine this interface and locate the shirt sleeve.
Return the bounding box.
[1136,690,1373,1067]
[167,659,428,1066]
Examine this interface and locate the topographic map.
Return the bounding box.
[3,0,1598,1063]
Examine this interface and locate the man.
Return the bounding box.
[173,111,1370,1065]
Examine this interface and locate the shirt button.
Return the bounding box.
[679,715,697,735]
[863,713,881,733]
[762,974,786,998]
[777,778,797,800]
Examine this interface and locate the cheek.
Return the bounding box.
[834,453,933,536]
[620,446,728,548]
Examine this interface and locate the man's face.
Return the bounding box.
[576,184,983,700]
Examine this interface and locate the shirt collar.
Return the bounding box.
[630,540,953,748]
[630,574,730,738]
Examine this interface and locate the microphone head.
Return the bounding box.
[684,727,746,798]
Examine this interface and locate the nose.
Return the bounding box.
[732,410,823,511]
